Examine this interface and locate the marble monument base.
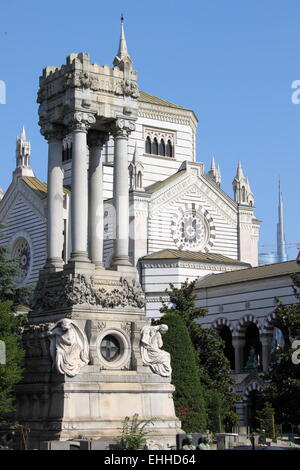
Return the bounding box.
[16,267,182,449]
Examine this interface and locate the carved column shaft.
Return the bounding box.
[43,125,65,271]
[232,337,246,374]
[68,113,96,262]
[261,333,273,372]
[111,119,135,267]
[88,131,108,268]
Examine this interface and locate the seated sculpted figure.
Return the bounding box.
[49,318,89,377]
[182,435,196,450]
[140,324,172,377]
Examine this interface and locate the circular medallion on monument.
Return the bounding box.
[12,237,31,282]
[100,335,121,362]
[171,204,215,252]
[96,328,131,370]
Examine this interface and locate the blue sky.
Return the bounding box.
[0,0,299,258]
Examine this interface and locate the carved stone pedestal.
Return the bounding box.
[16,268,182,449]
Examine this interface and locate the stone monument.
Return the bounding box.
[16,19,181,448]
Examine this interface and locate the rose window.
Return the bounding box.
[172,207,213,252]
[12,238,31,282]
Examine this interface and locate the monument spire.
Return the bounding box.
[277,179,288,262]
[113,14,132,70]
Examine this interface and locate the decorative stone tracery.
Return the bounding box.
[33,274,146,311]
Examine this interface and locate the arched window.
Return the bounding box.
[145,136,151,154]
[152,137,159,155]
[137,171,143,189]
[241,186,246,202]
[166,140,173,157]
[159,139,165,156]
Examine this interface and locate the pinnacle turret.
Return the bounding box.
[14,126,34,177]
[232,161,254,206]
[208,155,221,186]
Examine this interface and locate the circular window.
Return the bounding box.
[100,335,121,362]
[12,238,31,282]
[171,204,215,253]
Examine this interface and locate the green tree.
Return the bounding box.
[158,312,207,432]
[0,222,24,414]
[262,273,300,427]
[160,280,238,433]
[0,301,24,413]
[255,402,276,439]
[0,223,19,302]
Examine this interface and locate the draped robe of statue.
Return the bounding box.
[49,319,89,377]
[140,325,172,377]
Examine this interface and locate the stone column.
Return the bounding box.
[260,333,273,372]
[111,118,135,267]
[43,124,65,271]
[68,112,96,263]
[87,131,108,269]
[232,337,246,374]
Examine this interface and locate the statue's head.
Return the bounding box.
[159,324,168,334]
[59,319,72,331]
[186,434,193,444]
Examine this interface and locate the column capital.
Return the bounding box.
[111,118,136,138]
[41,123,67,142]
[66,112,96,133]
[87,130,109,149]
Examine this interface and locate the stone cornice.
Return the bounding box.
[140,260,245,271]
[138,102,197,131]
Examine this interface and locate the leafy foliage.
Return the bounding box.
[114,414,154,450]
[160,280,238,433]
[255,402,276,439]
[158,312,207,432]
[0,301,24,413]
[261,273,300,426]
[0,223,19,302]
[0,222,25,414]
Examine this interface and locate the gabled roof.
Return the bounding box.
[140,249,251,266]
[145,170,186,194]
[22,177,70,199]
[195,260,300,289]
[139,91,195,114]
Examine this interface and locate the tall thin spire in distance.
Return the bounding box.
[277,179,288,262]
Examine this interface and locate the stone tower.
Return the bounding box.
[16,19,181,448]
[233,161,260,266]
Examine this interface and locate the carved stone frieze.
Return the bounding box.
[33,274,146,312]
[121,79,140,98]
[21,322,55,358]
[121,322,132,337]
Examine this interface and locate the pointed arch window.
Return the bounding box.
[241,186,246,202]
[145,136,151,154]
[152,138,159,155]
[137,171,143,189]
[159,139,165,156]
[166,140,173,157]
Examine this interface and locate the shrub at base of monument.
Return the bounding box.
[114,414,155,450]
